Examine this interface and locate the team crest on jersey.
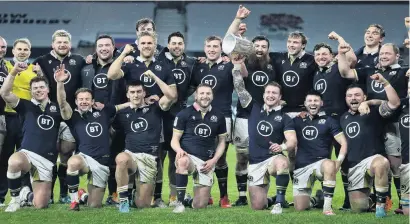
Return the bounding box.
[181,61,187,67]
[357,59,361,64]
[389,71,397,76]
[92,112,100,118]
[192,116,196,120]
[274,116,282,122]
[345,115,349,119]
[155,65,162,71]
[267,64,273,70]
[49,105,57,112]
[281,60,285,64]
[299,62,307,69]
[126,114,130,118]
[318,119,326,124]
[200,69,204,73]
[210,115,218,123]
[325,66,332,73]
[374,57,378,63]
[69,59,76,66]
[142,108,149,114]
[48,60,52,64]
[218,65,225,70]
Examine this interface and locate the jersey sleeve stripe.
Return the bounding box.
[173,128,184,133]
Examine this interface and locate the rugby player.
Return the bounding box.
[171,84,227,213]
[0,36,8,207]
[1,64,61,212]
[293,90,348,215]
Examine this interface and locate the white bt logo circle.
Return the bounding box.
[314,79,327,94]
[251,71,269,86]
[140,73,156,87]
[302,126,319,140]
[282,71,300,87]
[257,120,273,137]
[93,73,108,89]
[86,122,103,137]
[131,118,148,132]
[37,115,55,130]
[345,122,360,138]
[201,75,217,89]
[54,69,72,84]
[401,115,409,128]
[172,69,186,85]
[370,80,385,93]
[194,124,211,137]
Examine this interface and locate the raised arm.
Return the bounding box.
[328,31,357,68]
[370,73,401,117]
[107,44,134,80]
[55,64,73,120]
[0,62,26,108]
[337,43,358,80]
[232,58,252,108]
[143,70,177,106]
[226,5,250,36]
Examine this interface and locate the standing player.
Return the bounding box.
[81,34,126,205]
[55,64,129,210]
[232,57,297,214]
[112,80,172,212]
[339,74,400,217]
[158,31,197,206]
[292,90,348,215]
[1,63,62,212]
[190,35,234,208]
[0,36,9,207]
[171,84,227,213]
[33,30,86,203]
[339,43,408,211]
[355,24,385,68]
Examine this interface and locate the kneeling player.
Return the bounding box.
[232,60,297,214]
[293,90,348,215]
[339,74,400,218]
[0,63,62,212]
[113,79,173,213]
[55,64,130,210]
[171,84,227,213]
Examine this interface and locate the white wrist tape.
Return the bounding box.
[280,143,288,152]
[337,154,345,162]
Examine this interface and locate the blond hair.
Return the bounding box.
[52,30,72,42]
[13,38,31,49]
[137,31,157,45]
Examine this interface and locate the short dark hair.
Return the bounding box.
[367,24,385,38]
[305,90,322,99]
[75,88,93,99]
[168,32,185,43]
[264,81,282,95]
[30,76,48,88]
[196,83,214,95]
[136,18,156,31]
[95,34,115,46]
[126,80,146,92]
[205,35,222,47]
[346,83,365,94]
[313,42,333,54]
[252,35,270,49]
[288,31,308,46]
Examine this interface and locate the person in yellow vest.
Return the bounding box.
[3,38,39,202]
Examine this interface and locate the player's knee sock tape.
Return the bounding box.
[323,180,336,210]
[275,173,289,204]
[401,198,410,208]
[215,165,228,198]
[176,174,188,203]
[117,185,128,202]
[235,172,248,198]
[66,170,79,202]
[7,171,22,197]
[375,186,389,204]
[58,164,68,196]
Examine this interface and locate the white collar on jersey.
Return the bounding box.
[31,98,51,106]
[50,50,71,60]
[205,57,223,65]
[165,52,185,61]
[193,102,212,112]
[262,104,282,112]
[136,56,156,63]
[319,61,335,72]
[363,46,379,55]
[288,50,305,59]
[129,102,149,109]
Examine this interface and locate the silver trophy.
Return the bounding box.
[222,33,254,57]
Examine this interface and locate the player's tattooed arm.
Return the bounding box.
[55,64,72,120]
[232,64,252,108]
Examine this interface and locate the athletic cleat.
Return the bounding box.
[19,186,31,207]
[385,196,393,212]
[208,196,214,205]
[119,200,130,213]
[219,196,232,208]
[0,199,5,207]
[106,193,119,206]
[394,208,404,214]
[270,203,283,215]
[168,196,178,207]
[232,197,248,206]
[183,193,192,207]
[59,195,71,204]
[69,201,80,211]
[375,206,387,218]
[315,190,324,209]
[5,198,21,212]
[323,209,336,216]
[78,189,88,205]
[152,198,167,208]
[173,201,185,213]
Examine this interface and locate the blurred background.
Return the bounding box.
[1,1,408,62]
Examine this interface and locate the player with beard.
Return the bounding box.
[156,32,197,206]
[0,36,8,207]
[1,65,62,212]
[293,90,348,215]
[339,43,408,212]
[33,30,86,204]
[340,76,400,218]
[231,63,297,213]
[80,35,126,205]
[171,84,227,213]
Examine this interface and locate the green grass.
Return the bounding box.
[0,145,408,224]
